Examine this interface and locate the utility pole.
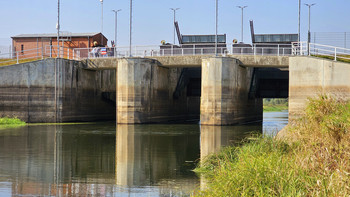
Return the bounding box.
[170,8,180,45]
[305,3,316,55]
[298,0,301,43]
[129,0,132,57]
[100,0,104,45]
[237,6,248,43]
[112,9,122,46]
[57,0,60,58]
[215,0,218,56]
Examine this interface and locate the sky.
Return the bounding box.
[0,0,350,47]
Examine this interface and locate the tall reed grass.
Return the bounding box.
[194,95,350,196]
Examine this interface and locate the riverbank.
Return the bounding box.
[194,95,350,196]
[0,117,25,125]
[263,98,288,112]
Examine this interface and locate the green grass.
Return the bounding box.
[193,95,350,196]
[0,58,45,67]
[312,54,350,64]
[0,117,26,125]
[263,99,288,112]
[263,104,288,112]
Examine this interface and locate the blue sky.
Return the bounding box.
[0,0,349,47]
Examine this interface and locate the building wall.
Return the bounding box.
[12,33,108,59]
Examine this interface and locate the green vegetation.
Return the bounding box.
[0,58,44,67]
[312,54,350,64]
[194,95,350,196]
[0,117,26,125]
[263,98,288,112]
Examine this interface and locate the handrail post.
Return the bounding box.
[308,43,311,56]
[171,45,173,56]
[277,44,280,56]
[16,52,19,64]
[193,44,195,55]
[182,48,184,56]
[201,48,203,55]
[254,44,256,56]
[41,47,44,59]
[334,48,337,61]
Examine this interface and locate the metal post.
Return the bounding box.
[112,9,121,57]
[16,52,19,64]
[170,8,180,45]
[305,3,315,56]
[129,0,133,57]
[298,0,301,43]
[237,6,248,43]
[215,0,218,56]
[57,0,60,58]
[334,48,337,61]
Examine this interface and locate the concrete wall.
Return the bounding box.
[200,57,263,125]
[0,58,115,123]
[150,55,289,68]
[289,56,350,120]
[117,58,199,124]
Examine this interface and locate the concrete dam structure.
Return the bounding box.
[0,55,349,125]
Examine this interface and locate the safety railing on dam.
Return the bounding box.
[1,42,350,65]
[72,43,295,60]
[294,41,350,61]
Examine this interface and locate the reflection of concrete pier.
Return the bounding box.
[115,124,200,194]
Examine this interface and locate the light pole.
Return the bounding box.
[129,0,132,57]
[298,0,301,43]
[57,0,60,58]
[305,3,316,55]
[100,0,103,45]
[237,6,248,43]
[170,8,180,45]
[215,0,218,56]
[112,9,121,46]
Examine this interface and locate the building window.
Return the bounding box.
[21,44,24,54]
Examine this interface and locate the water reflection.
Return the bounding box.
[115,124,200,196]
[200,124,262,160]
[0,112,286,196]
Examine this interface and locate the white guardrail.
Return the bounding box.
[72,43,295,60]
[1,42,350,65]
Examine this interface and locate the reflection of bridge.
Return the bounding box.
[0,42,349,124]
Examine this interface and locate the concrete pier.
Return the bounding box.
[0,58,115,123]
[116,58,199,124]
[289,56,350,120]
[200,57,263,125]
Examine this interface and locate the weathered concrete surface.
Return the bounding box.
[85,55,289,69]
[84,58,118,69]
[149,55,289,68]
[200,57,263,125]
[117,58,199,124]
[0,58,115,123]
[289,56,350,120]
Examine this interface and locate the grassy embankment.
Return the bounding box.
[263,98,288,112]
[194,95,350,196]
[0,117,26,125]
[0,58,44,67]
[313,54,350,64]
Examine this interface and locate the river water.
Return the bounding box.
[0,111,288,196]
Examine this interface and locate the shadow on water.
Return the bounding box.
[0,112,285,196]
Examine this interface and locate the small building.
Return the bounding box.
[11,32,108,59]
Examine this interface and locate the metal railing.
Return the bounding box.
[2,42,349,65]
[72,43,295,60]
[292,41,350,61]
[0,45,77,65]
